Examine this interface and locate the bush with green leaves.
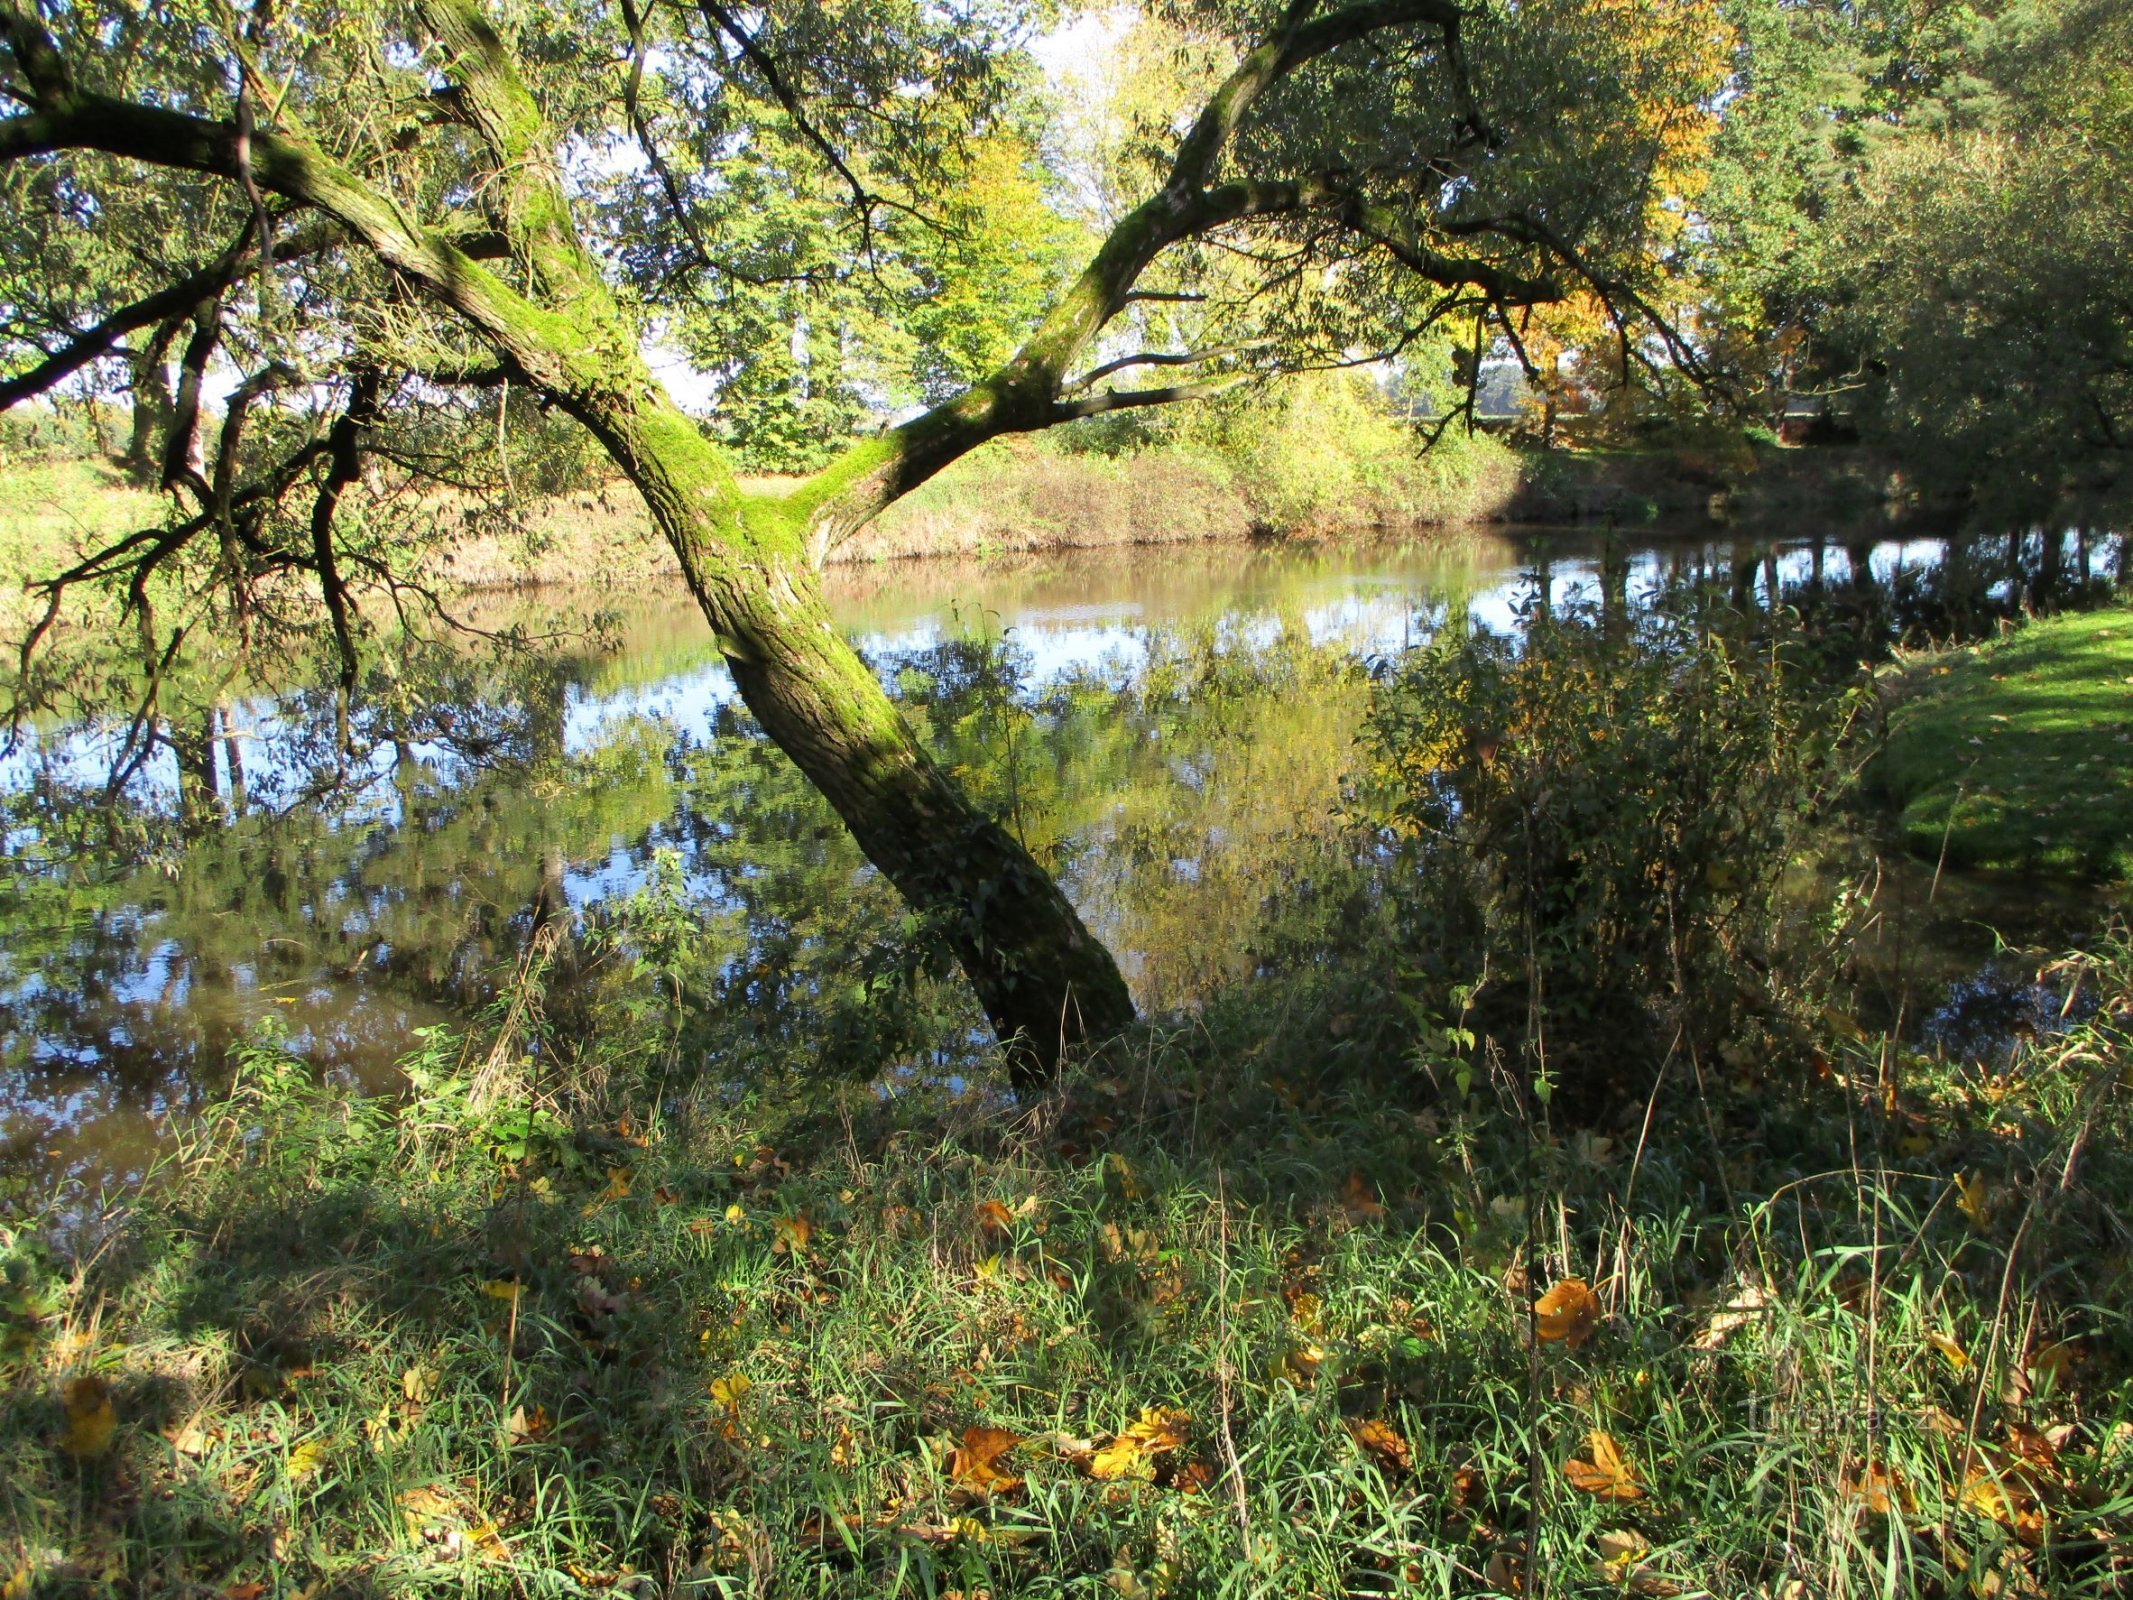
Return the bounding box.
[1360,592,1873,1100]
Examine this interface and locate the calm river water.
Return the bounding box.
[1,524,2121,1198]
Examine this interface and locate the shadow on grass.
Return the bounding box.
[5,924,2132,1598]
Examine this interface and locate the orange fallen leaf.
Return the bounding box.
[1962,1468,2045,1545]
[1535,1278,1602,1349]
[974,1200,1014,1237]
[1562,1430,1645,1502]
[948,1425,1023,1495]
[1347,1417,1413,1473]
[1340,1170,1388,1219]
[772,1212,814,1253]
[1841,1459,1913,1514]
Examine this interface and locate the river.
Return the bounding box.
[1,523,2122,1200]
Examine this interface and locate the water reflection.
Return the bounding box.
[1,523,2123,1193]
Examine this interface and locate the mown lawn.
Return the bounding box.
[1879,604,2133,881]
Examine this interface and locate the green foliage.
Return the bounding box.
[1362,591,1873,1089]
[1704,0,2133,515]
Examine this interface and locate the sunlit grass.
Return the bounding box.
[4,925,2129,1597]
[1880,603,2133,880]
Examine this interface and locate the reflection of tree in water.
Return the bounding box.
[3,528,2125,1187]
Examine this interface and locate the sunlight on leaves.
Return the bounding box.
[1563,1430,1645,1502]
[1535,1278,1602,1349]
[1086,1407,1191,1481]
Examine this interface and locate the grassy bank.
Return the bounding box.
[1878,605,2133,880]
[3,927,2128,1598]
[5,601,2133,1597]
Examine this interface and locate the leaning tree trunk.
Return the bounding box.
[588,403,1135,1087]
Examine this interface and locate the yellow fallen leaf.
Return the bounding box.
[58,1375,117,1460]
[1086,1407,1190,1481]
[1962,1469,2045,1545]
[1347,1417,1413,1472]
[467,1518,510,1560]
[287,1438,330,1481]
[772,1212,813,1253]
[480,1279,523,1304]
[1535,1278,1602,1349]
[709,1372,752,1410]
[948,1425,1024,1495]
[1562,1430,1645,1502]
[1954,1171,1990,1229]
[1926,1330,1971,1372]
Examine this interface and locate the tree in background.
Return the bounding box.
[1703,0,2131,512]
[0,0,1726,1081]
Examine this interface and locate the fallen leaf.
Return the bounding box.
[2026,1339,2080,1382]
[58,1375,117,1460]
[1927,1330,1971,1372]
[1563,1430,1645,1502]
[480,1279,523,1304]
[507,1403,551,1443]
[1963,1469,2045,1545]
[709,1372,752,1410]
[467,1518,510,1560]
[772,1212,813,1253]
[1341,1170,1388,1219]
[222,1584,268,1600]
[165,1415,215,1457]
[1841,1459,1913,1514]
[1483,1548,1525,1594]
[1086,1407,1190,1481]
[948,1425,1024,1495]
[287,1439,330,1481]
[1954,1171,1991,1230]
[1347,1417,1413,1472]
[1173,1458,1216,1494]
[974,1200,1014,1237]
[1691,1283,1771,1350]
[2004,1419,2060,1479]
[1535,1278,1602,1349]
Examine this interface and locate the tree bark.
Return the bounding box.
[586,400,1135,1085]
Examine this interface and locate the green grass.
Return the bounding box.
[4,924,2131,1598]
[1877,604,2133,880]
[0,458,160,603]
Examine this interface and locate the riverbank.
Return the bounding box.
[0,431,1899,611]
[1878,603,2133,880]
[3,918,2126,1597]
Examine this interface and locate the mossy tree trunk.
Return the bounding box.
[2,0,1539,1080]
